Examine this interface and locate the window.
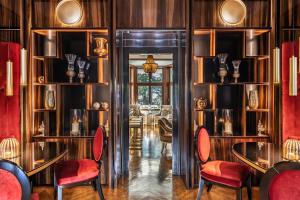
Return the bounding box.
[151,69,163,83]
[136,69,163,105]
[138,86,150,105]
[151,86,162,105]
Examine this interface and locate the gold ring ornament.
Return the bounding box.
[56,0,83,25]
[219,0,247,26]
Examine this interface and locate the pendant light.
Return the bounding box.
[142,55,158,74]
[289,0,297,96]
[6,16,13,96]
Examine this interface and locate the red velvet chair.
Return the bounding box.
[195,126,252,200]
[260,161,300,200]
[54,127,107,200]
[0,160,39,200]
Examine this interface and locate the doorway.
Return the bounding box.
[128,53,174,198]
[117,30,185,186]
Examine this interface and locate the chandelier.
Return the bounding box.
[142,55,158,74]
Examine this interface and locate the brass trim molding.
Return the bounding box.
[232,145,267,173]
[26,149,68,177]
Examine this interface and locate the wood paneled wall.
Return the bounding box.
[280,0,300,27]
[32,0,109,28]
[0,0,20,28]
[116,0,186,28]
[193,0,271,28]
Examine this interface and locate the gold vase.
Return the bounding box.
[248,90,259,109]
[44,85,56,109]
[94,38,108,57]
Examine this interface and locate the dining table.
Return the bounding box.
[232,142,296,173]
[0,142,67,176]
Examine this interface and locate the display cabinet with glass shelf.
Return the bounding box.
[30,29,110,142]
[192,28,272,159]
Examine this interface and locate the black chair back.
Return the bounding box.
[0,159,31,200]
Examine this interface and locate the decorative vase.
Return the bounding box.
[222,109,233,136]
[283,137,300,161]
[65,54,77,83]
[248,90,259,109]
[195,97,207,110]
[232,60,241,83]
[101,102,109,110]
[93,102,101,110]
[70,109,84,136]
[45,85,56,109]
[217,53,229,83]
[77,57,86,83]
[94,38,108,57]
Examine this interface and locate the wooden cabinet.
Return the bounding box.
[30,29,110,184]
[192,29,271,160]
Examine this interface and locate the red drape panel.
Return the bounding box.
[0,42,20,142]
[282,41,300,141]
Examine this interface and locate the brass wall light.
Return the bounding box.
[142,55,158,74]
[289,56,297,96]
[273,47,280,84]
[289,2,298,96]
[219,0,247,26]
[6,59,13,96]
[20,48,27,85]
[56,0,83,26]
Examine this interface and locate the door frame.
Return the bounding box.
[119,46,182,176]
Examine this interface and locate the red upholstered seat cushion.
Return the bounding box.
[197,127,210,162]
[31,193,39,200]
[93,127,104,161]
[55,159,99,186]
[201,160,250,188]
[0,169,22,200]
[269,170,300,200]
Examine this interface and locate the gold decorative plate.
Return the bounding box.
[56,0,83,25]
[219,0,247,26]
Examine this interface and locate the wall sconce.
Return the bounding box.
[6,60,13,96]
[56,0,83,26]
[20,48,27,86]
[219,0,247,26]
[273,47,280,84]
[289,56,297,96]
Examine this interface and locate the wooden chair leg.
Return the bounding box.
[247,175,252,200]
[236,188,242,200]
[96,174,105,200]
[197,178,204,200]
[57,186,62,200]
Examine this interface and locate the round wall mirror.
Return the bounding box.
[219,0,246,26]
[56,0,83,25]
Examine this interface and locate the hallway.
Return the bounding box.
[128,126,173,199]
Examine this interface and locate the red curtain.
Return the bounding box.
[282,41,300,142]
[0,42,20,142]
